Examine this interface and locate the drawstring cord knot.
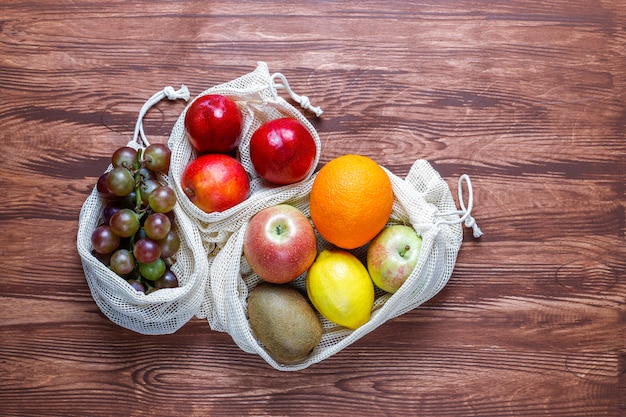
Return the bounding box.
[269,72,323,117]
[435,174,483,238]
[133,84,190,147]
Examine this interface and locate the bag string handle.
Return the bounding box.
[269,73,324,117]
[132,85,191,147]
[435,174,483,238]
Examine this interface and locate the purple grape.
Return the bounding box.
[140,179,160,205]
[97,173,116,200]
[143,144,171,173]
[149,186,176,213]
[127,279,145,293]
[106,167,135,197]
[91,225,120,254]
[101,201,125,225]
[158,230,180,258]
[154,269,179,289]
[109,208,140,238]
[144,212,171,240]
[110,249,135,275]
[133,238,161,263]
[111,146,138,169]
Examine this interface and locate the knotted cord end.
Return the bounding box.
[435,174,483,238]
[269,72,323,117]
[164,84,190,101]
[133,85,192,147]
[464,215,483,238]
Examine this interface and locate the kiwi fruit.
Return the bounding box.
[248,283,323,364]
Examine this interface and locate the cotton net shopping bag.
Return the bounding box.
[167,61,323,245]
[207,158,482,371]
[77,86,210,335]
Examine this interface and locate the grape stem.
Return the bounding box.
[134,148,143,211]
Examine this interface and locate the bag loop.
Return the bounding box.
[132,85,191,147]
[269,72,323,117]
[435,174,483,238]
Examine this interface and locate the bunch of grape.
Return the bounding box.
[91,144,181,294]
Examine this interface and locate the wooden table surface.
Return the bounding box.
[2,1,625,416]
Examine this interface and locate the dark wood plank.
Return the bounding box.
[1,1,625,416]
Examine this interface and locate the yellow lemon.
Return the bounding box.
[306,249,374,330]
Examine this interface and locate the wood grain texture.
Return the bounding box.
[1,1,625,416]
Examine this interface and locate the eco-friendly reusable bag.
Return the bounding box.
[167,61,323,245]
[204,157,482,370]
[77,86,209,335]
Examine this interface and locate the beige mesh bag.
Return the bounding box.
[77,86,209,335]
[167,61,323,245]
[205,157,481,370]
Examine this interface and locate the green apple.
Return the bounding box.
[366,225,422,293]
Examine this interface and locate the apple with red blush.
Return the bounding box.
[181,153,249,214]
[184,94,243,154]
[367,225,422,294]
[249,118,317,185]
[243,204,317,284]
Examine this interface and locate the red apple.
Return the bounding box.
[243,204,317,284]
[181,154,249,213]
[366,225,422,293]
[184,94,243,154]
[249,118,317,185]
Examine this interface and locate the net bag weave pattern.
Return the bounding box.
[77,86,209,335]
[168,61,323,245]
[206,157,481,371]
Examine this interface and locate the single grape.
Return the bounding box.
[158,230,180,258]
[143,144,171,174]
[106,167,135,197]
[138,258,166,281]
[144,212,171,240]
[133,238,161,263]
[91,225,120,254]
[109,208,140,238]
[127,279,145,293]
[110,249,135,275]
[111,146,138,169]
[154,269,179,289]
[102,200,126,225]
[149,186,176,213]
[97,172,116,200]
[140,179,161,205]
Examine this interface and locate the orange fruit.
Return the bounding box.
[309,154,393,249]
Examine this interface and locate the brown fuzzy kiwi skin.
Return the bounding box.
[248,283,323,365]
